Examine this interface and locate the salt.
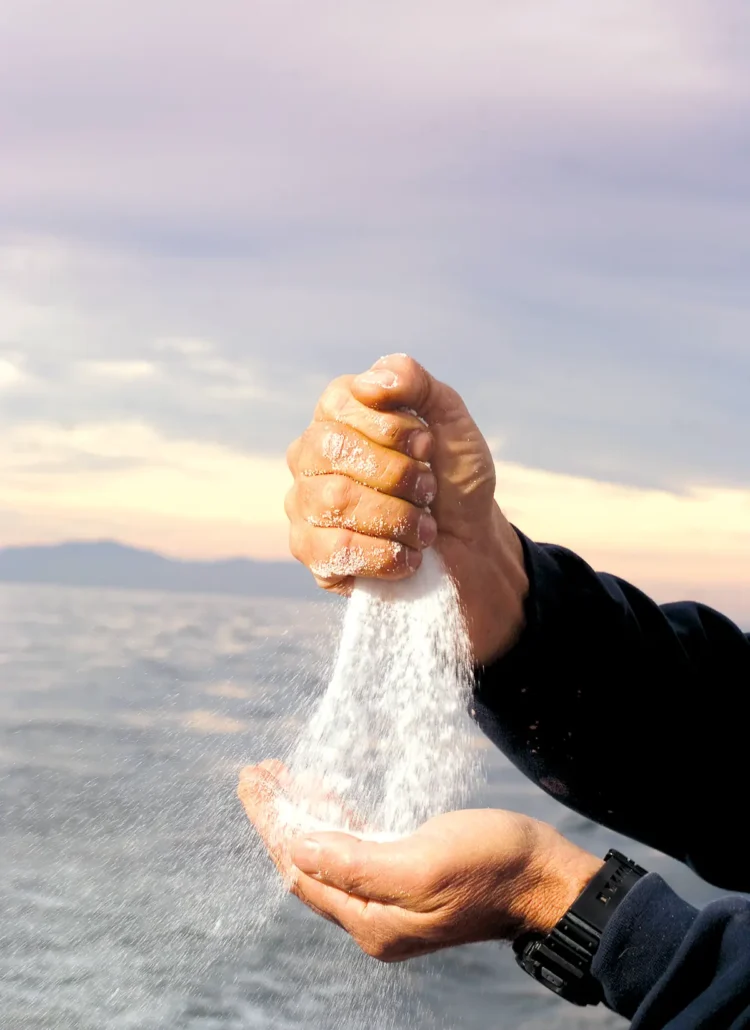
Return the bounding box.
[249,546,481,1027]
[281,547,478,839]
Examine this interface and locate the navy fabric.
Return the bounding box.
[475,532,750,1025]
[593,875,750,1028]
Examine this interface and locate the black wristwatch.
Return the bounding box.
[513,848,648,1006]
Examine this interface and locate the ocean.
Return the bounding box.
[0,583,726,1030]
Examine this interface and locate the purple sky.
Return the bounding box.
[1,1,749,615]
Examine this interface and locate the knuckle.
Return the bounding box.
[296,424,331,475]
[324,381,353,420]
[380,416,406,448]
[330,527,354,555]
[326,374,354,396]
[391,352,423,386]
[316,377,355,423]
[286,437,301,472]
[381,451,410,491]
[321,475,351,515]
[399,354,421,377]
[361,935,399,962]
[298,423,318,453]
[288,522,305,562]
[283,485,296,520]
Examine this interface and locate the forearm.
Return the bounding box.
[474,530,750,891]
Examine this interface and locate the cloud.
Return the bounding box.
[0,415,748,621]
[0,357,26,390]
[0,421,292,558]
[0,0,749,594]
[77,361,157,382]
[155,337,213,356]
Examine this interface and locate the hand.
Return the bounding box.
[238,762,603,962]
[285,353,528,664]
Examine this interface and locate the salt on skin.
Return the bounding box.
[310,541,406,580]
[321,431,379,479]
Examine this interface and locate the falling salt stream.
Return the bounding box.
[280,547,478,839]
[253,546,484,1026]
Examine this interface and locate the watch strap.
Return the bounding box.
[513,849,648,1006]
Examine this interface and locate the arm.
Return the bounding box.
[239,765,750,1028]
[593,874,750,1028]
[474,531,750,892]
[282,353,746,882]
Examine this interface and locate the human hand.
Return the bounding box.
[285,353,528,664]
[238,762,602,961]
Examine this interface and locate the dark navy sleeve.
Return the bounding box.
[473,531,750,893]
[591,874,750,1028]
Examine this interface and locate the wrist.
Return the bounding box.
[462,505,529,666]
[516,831,604,939]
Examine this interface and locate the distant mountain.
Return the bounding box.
[0,540,322,599]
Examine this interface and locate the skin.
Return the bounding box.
[284,353,529,666]
[244,355,602,962]
[238,762,603,960]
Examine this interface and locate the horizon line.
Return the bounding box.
[0,536,298,565]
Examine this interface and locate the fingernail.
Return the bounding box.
[416,471,437,505]
[418,512,438,547]
[406,547,422,571]
[408,430,432,462]
[292,837,322,872]
[354,369,397,389]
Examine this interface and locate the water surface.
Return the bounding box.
[0,584,724,1029]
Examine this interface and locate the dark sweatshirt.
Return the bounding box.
[474,532,750,1028]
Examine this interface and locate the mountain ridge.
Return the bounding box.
[0,539,319,599]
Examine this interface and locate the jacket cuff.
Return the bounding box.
[474,528,558,694]
[591,873,698,1019]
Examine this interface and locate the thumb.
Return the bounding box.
[290,831,417,903]
[351,354,463,428]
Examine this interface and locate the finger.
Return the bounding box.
[296,423,437,508]
[314,375,433,461]
[237,766,282,830]
[289,832,419,905]
[236,768,369,929]
[292,868,369,927]
[289,524,423,583]
[269,769,366,835]
[295,476,438,551]
[237,768,291,870]
[241,762,366,835]
[288,875,347,930]
[351,354,461,426]
[256,758,290,781]
[292,870,424,962]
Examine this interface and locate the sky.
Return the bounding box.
[1,0,749,620]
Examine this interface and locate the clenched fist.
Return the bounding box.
[285,354,528,664]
